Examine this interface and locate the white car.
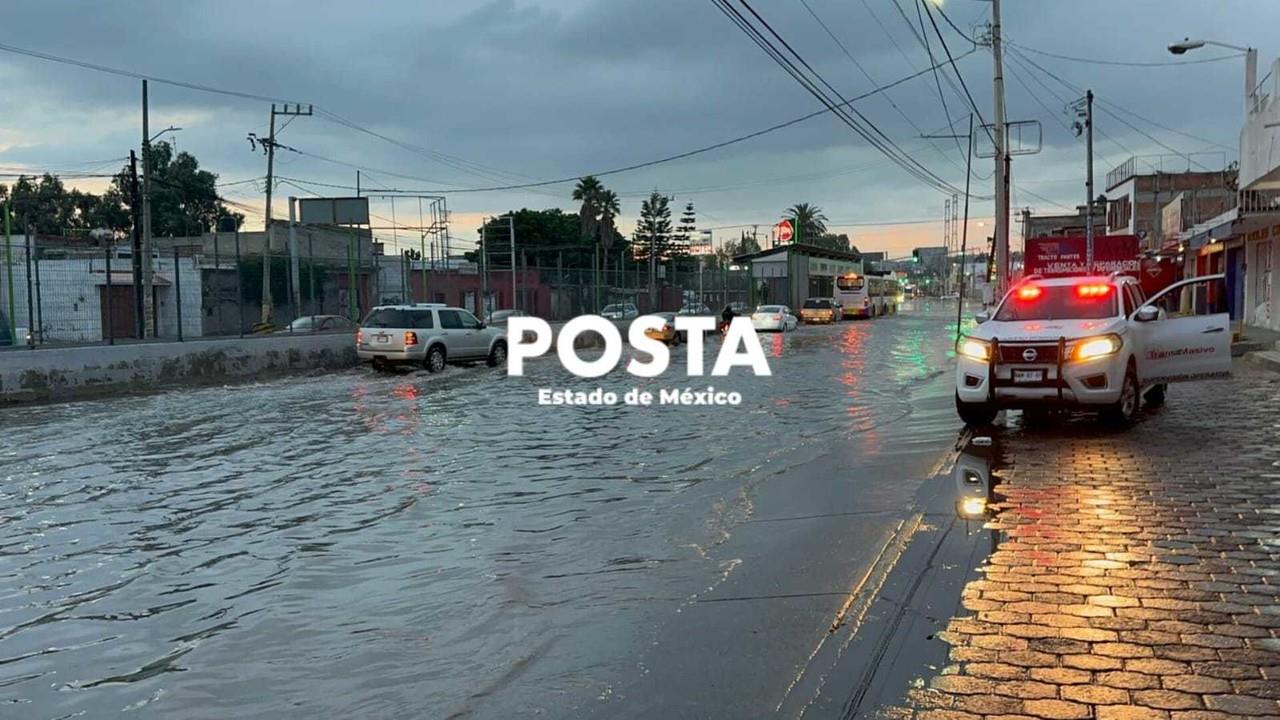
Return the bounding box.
[600,303,639,320]
[751,304,799,332]
[954,273,1231,425]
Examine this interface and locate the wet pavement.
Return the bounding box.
[900,363,1280,720]
[1,301,970,719]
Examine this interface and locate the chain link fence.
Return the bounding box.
[0,235,757,350]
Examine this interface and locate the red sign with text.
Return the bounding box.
[1024,235,1141,278]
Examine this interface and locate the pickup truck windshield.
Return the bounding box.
[994,285,1118,321]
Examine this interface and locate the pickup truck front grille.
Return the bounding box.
[997,344,1060,364]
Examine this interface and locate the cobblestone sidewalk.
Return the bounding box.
[908,364,1280,720]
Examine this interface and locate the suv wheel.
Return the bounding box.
[955,393,997,426]
[487,341,507,368]
[425,345,447,373]
[1102,363,1139,425]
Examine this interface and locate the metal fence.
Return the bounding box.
[0,236,757,349]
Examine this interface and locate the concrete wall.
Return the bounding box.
[0,333,356,404]
[1241,57,1280,190]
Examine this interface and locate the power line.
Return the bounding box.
[711,0,969,197]
[1007,41,1243,68]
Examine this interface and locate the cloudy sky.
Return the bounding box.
[1,0,1276,259]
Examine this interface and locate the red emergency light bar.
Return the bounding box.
[1075,284,1113,298]
[1015,285,1043,301]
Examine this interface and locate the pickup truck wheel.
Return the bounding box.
[1143,383,1166,406]
[487,341,507,368]
[425,345,447,374]
[1102,365,1139,425]
[955,393,997,426]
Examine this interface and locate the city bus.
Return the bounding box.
[835,273,898,318]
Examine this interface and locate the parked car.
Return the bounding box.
[356,303,507,373]
[600,303,639,320]
[677,303,712,316]
[750,304,799,332]
[486,309,528,325]
[955,273,1231,426]
[643,311,681,346]
[799,298,839,324]
[280,315,358,333]
[727,301,751,315]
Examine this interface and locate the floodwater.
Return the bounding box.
[1,300,965,719]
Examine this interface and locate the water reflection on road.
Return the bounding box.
[0,300,963,719]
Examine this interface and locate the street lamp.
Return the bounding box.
[1168,38,1257,118]
[149,126,183,154]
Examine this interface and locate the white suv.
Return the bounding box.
[357,303,507,373]
[955,273,1231,425]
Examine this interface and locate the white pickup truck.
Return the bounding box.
[955,273,1231,425]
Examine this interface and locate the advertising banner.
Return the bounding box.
[1024,235,1141,277]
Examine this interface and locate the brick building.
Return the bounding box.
[1103,157,1237,252]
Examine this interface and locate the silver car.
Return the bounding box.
[357,303,507,373]
[600,303,639,320]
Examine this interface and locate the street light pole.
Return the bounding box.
[991,0,1010,296]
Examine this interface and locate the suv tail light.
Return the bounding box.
[405,331,419,346]
[356,329,363,345]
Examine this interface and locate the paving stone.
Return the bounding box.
[1130,689,1203,710]
[1096,671,1162,690]
[1061,684,1130,705]
[900,369,1280,720]
[1029,667,1092,685]
[1021,698,1091,719]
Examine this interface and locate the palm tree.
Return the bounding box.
[787,202,828,244]
[573,175,605,241]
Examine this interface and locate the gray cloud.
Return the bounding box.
[1,0,1277,255]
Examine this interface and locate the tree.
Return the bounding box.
[633,190,673,263]
[786,202,828,244]
[125,141,238,236]
[572,175,605,242]
[471,208,592,268]
[715,231,761,266]
[814,232,852,252]
[671,200,696,264]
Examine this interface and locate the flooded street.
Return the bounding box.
[2,301,965,719]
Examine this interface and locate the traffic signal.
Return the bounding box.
[911,249,920,263]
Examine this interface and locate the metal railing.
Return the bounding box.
[0,237,755,350]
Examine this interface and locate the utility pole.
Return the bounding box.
[991,0,1009,295]
[508,215,516,311]
[288,197,301,315]
[480,220,487,316]
[141,80,154,337]
[1085,89,1095,270]
[252,103,312,326]
[128,150,144,338]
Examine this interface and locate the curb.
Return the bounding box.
[1244,349,1280,374]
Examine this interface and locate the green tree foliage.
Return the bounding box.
[813,232,853,252]
[671,200,696,263]
[0,173,127,236]
[122,141,240,236]
[786,202,828,244]
[472,208,606,269]
[632,190,674,263]
[0,142,238,238]
[572,176,622,254]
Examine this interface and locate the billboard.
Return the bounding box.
[1024,235,1140,277]
[298,197,370,226]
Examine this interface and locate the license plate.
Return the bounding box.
[1013,369,1044,384]
[376,335,390,344]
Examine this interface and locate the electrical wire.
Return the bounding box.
[711,0,970,197]
[1007,41,1244,68]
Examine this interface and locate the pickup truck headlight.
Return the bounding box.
[1073,334,1122,361]
[958,336,991,361]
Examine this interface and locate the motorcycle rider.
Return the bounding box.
[719,304,737,335]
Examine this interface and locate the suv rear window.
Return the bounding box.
[803,299,831,309]
[994,284,1118,321]
[363,309,434,329]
